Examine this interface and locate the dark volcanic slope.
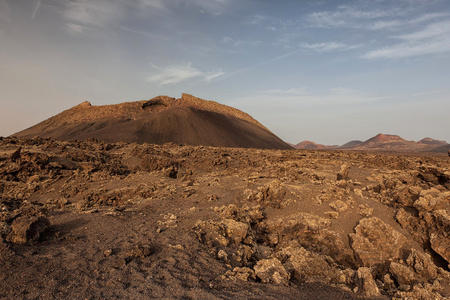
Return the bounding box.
[13,94,292,150]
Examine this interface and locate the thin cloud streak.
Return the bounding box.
[63,0,124,33]
[363,20,450,59]
[301,42,362,52]
[307,4,449,31]
[147,63,224,85]
[307,5,400,28]
[31,0,41,19]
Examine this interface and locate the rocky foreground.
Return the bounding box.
[0,137,449,299]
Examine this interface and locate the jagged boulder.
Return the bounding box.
[244,180,287,208]
[349,217,406,267]
[390,262,417,286]
[405,249,438,282]
[429,210,450,267]
[263,213,351,263]
[254,258,290,286]
[356,267,381,297]
[276,246,343,283]
[193,219,249,247]
[8,215,50,244]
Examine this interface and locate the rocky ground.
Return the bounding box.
[0,136,449,299]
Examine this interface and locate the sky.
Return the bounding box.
[1,0,450,145]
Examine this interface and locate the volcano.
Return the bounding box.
[13,94,292,150]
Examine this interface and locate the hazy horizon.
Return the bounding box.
[1,0,450,145]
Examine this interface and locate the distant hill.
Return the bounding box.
[418,138,448,147]
[339,140,364,149]
[13,94,292,150]
[293,141,334,150]
[292,133,449,153]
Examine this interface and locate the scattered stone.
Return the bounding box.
[182,188,195,198]
[125,244,153,260]
[10,147,22,162]
[349,217,407,267]
[8,215,50,244]
[217,249,228,261]
[254,258,290,286]
[430,232,450,267]
[357,204,373,217]
[244,180,287,208]
[405,249,438,281]
[324,211,339,219]
[390,262,417,286]
[276,246,342,284]
[221,219,248,245]
[224,267,256,282]
[329,200,348,212]
[337,164,350,180]
[429,210,450,266]
[356,267,381,297]
[193,218,248,247]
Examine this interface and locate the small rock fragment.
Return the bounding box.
[337,164,350,180]
[390,262,416,286]
[356,267,381,297]
[254,258,290,286]
[329,200,348,212]
[9,215,50,244]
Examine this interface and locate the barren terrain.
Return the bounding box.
[1,137,449,299]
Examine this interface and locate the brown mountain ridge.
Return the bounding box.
[13,94,292,150]
[294,133,448,152]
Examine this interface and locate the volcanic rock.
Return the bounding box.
[9,215,50,244]
[349,217,406,267]
[390,262,417,286]
[276,246,342,283]
[405,249,438,282]
[254,258,290,286]
[356,267,381,297]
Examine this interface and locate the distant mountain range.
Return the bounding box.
[293,133,449,153]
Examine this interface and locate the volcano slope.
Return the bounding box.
[13,94,291,150]
[1,137,450,299]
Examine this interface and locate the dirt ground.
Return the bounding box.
[1,136,449,299]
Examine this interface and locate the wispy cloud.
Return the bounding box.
[221,36,263,47]
[138,0,233,15]
[307,5,398,28]
[204,69,225,81]
[369,12,450,30]
[395,20,450,41]
[62,0,233,34]
[363,20,450,59]
[31,0,41,19]
[301,42,362,52]
[63,0,124,33]
[307,3,449,31]
[147,62,224,85]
